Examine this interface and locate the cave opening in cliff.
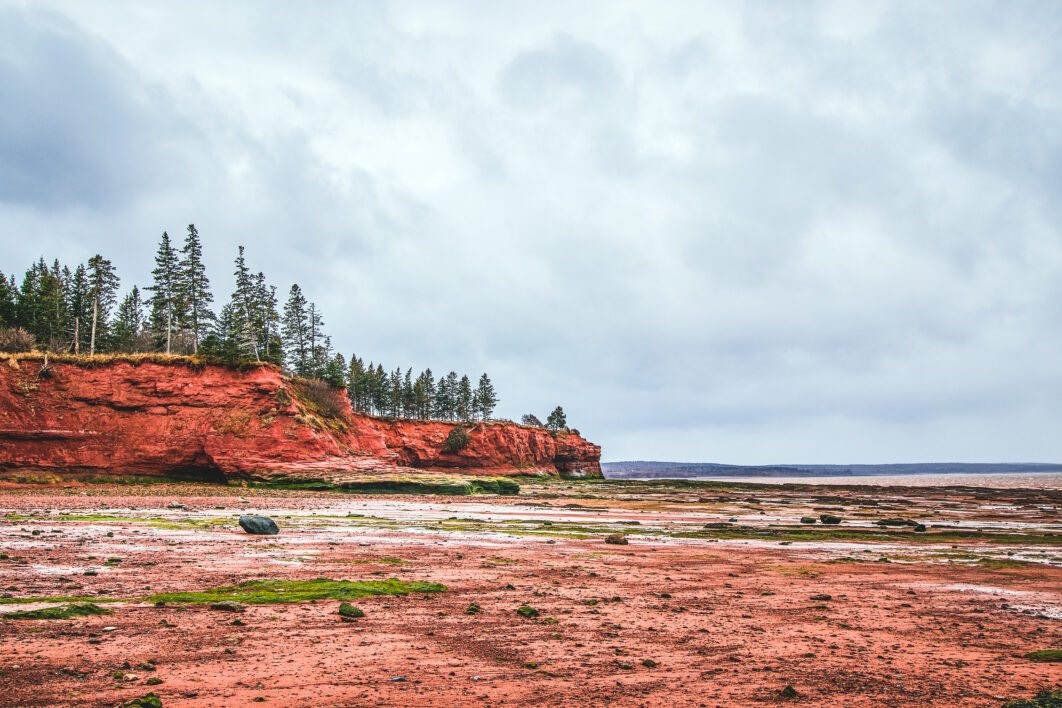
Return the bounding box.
[166,465,227,485]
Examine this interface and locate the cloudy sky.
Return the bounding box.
[2,1,1061,463]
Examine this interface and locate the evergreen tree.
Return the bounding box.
[307,302,326,375]
[86,254,119,355]
[473,373,498,421]
[16,259,44,341]
[67,264,90,353]
[372,363,389,414]
[521,413,543,427]
[402,368,415,418]
[200,302,240,362]
[261,283,282,364]
[179,224,213,353]
[112,286,145,352]
[434,371,459,420]
[0,271,16,327]
[545,406,567,432]
[346,355,366,412]
[414,368,435,419]
[230,246,259,361]
[37,259,68,350]
[457,374,473,422]
[147,232,181,354]
[323,352,346,388]
[281,284,309,375]
[389,368,402,416]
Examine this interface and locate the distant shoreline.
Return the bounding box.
[602,461,1062,480]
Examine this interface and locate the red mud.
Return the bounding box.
[0,358,601,482]
[1,480,1060,706]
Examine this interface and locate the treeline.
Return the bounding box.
[0,225,499,422]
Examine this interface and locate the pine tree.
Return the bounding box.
[112,286,145,352]
[457,375,473,422]
[86,254,119,355]
[545,406,567,432]
[281,284,309,376]
[473,373,498,421]
[147,232,181,354]
[179,224,213,353]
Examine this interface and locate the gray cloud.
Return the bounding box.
[2,1,1061,464]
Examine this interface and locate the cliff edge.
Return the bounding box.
[0,356,602,485]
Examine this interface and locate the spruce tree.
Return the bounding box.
[346,355,366,412]
[372,363,389,414]
[415,369,435,419]
[0,271,16,327]
[38,259,68,350]
[179,224,213,353]
[402,368,415,417]
[16,260,44,341]
[86,254,119,355]
[112,286,145,352]
[67,264,90,353]
[147,232,181,354]
[389,368,402,416]
[323,352,346,388]
[230,246,259,361]
[473,373,498,421]
[281,284,309,375]
[457,375,473,422]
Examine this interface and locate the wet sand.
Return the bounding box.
[1,478,1060,707]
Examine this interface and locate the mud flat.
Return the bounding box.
[1,478,1060,707]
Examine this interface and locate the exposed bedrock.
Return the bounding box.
[0,357,602,483]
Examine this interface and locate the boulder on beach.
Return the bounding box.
[238,515,279,535]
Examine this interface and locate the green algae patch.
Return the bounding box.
[2,602,113,620]
[1024,650,1062,662]
[145,577,446,605]
[251,476,519,496]
[338,603,364,618]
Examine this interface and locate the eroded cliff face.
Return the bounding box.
[0,357,602,483]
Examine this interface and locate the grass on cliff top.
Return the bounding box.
[1,351,275,371]
[0,578,446,608]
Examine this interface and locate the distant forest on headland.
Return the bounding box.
[603,461,1062,479]
[0,224,518,424]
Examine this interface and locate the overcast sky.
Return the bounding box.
[2,1,1060,464]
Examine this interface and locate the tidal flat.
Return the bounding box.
[0,478,1060,706]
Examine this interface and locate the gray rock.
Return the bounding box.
[210,600,245,612]
[238,515,279,535]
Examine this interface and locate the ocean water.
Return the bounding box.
[667,472,1062,489]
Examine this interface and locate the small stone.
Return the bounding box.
[810,594,832,601]
[604,534,628,545]
[516,605,539,619]
[210,600,245,612]
[780,684,800,698]
[390,676,407,682]
[145,677,162,686]
[238,515,279,535]
[465,603,482,615]
[642,659,658,668]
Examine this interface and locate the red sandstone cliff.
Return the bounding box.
[0,356,602,483]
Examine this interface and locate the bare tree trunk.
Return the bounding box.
[166,308,171,355]
[90,298,98,356]
[74,317,79,355]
